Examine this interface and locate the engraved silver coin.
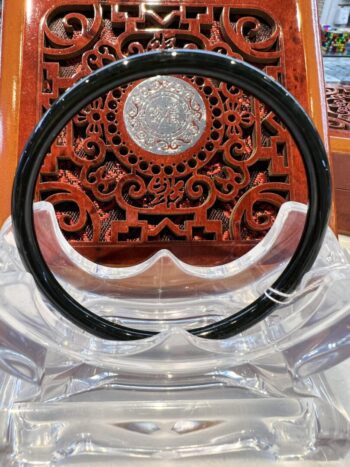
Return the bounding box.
[123,76,207,155]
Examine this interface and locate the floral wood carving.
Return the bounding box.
[37,2,303,266]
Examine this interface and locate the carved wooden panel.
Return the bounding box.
[32,1,309,266]
[326,84,350,134]
[0,0,328,265]
[326,83,350,235]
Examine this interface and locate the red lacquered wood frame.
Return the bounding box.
[327,84,350,235]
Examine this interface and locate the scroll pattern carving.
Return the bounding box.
[37,2,297,264]
[326,84,350,133]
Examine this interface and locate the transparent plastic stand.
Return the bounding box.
[0,202,350,465]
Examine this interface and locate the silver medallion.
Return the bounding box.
[123,76,206,155]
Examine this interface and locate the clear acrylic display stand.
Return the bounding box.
[0,201,350,465]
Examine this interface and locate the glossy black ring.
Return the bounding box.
[12,50,332,341]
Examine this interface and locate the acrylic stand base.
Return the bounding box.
[0,203,350,465]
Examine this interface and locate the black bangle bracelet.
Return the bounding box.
[12,50,332,341]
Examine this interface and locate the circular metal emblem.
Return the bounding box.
[123,76,206,155]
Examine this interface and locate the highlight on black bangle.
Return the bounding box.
[11,50,332,341]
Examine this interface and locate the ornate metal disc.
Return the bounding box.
[123,75,206,155]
